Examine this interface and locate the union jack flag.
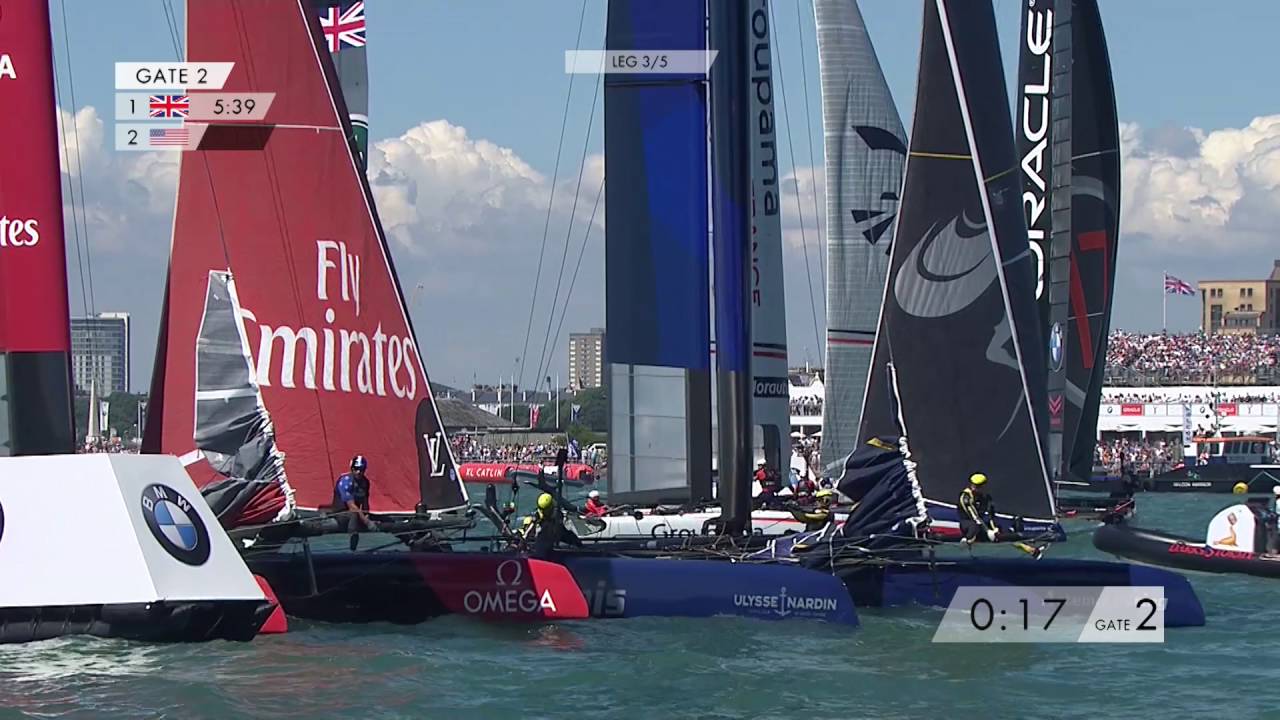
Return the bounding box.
[1164,273,1195,296]
[149,94,189,119]
[318,1,366,52]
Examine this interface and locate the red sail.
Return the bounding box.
[0,0,74,454]
[146,0,465,520]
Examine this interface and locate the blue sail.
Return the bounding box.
[605,0,713,503]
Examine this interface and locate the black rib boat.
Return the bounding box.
[1094,523,1280,579]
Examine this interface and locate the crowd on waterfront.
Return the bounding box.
[1103,390,1280,404]
[80,439,137,454]
[449,434,604,468]
[1094,438,1183,476]
[791,397,823,416]
[1105,331,1280,379]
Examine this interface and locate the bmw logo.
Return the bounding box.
[1048,322,1064,371]
[140,484,211,566]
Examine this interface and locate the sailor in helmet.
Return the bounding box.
[790,488,837,532]
[584,489,609,518]
[529,492,582,558]
[959,473,998,544]
[332,455,376,551]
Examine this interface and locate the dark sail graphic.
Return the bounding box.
[1063,0,1121,482]
[816,0,908,469]
[312,0,369,169]
[604,0,713,504]
[192,272,292,525]
[859,0,1053,521]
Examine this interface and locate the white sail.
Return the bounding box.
[816,0,907,468]
[748,0,791,473]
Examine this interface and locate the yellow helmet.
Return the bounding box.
[1233,482,1248,495]
[816,488,835,500]
[521,515,535,527]
[970,473,988,486]
[537,493,555,510]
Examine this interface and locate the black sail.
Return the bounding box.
[861,0,1053,521]
[1062,0,1121,482]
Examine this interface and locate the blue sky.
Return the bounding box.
[49,1,1280,389]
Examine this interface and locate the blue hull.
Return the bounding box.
[836,557,1205,627]
[561,556,859,627]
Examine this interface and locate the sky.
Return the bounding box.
[46,0,1280,392]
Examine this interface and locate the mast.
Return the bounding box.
[746,0,790,477]
[312,0,369,170]
[603,0,713,506]
[710,0,753,533]
[0,0,76,456]
[816,0,907,468]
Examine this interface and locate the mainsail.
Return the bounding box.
[815,0,907,468]
[144,0,466,525]
[859,0,1053,522]
[746,0,790,476]
[312,0,369,169]
[604,0,713,505]
[0,0,75,456]
[1061,0,1120,482]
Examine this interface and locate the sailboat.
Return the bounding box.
[142,0,590,624]
[786,0,1204,627]
[818,0,907,474]
[0,0,273,644]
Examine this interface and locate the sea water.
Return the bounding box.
[1,493,1276,719]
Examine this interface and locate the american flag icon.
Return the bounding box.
[150,128,191,148]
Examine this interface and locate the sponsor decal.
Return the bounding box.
[1217,403,1238,417]
[732,585,840,618]
[748,0,779,310]
[1048,322,1064,371]
[1019,1,1053,300]
[753,376,789,399]
[240,241,420,400]
[649,523,765,538]
[140,483,212,566]
[1168,543,1255,562]
[895,209,995,319]
[850,126,907,246]
[1048,393,1064,428]
[582,580,628,618]
[1120,403,1143,416]
[461,559,559,616]
[0,217,40,247]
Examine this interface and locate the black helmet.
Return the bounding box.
[351,455,369,470]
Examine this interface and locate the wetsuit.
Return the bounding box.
[584,498,609,518]
[790,506,832,532]
[332,472,372,550]
[958,487,996,542]
[529,506,582,559]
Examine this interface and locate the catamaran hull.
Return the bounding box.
[1094,523,1280,579]
[592,510,845,538]
[0,600,272,644]
[244,552,590,624]
[561,556,858,626]
[833,556,1205,627]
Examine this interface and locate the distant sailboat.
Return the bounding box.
[816,0,907,472]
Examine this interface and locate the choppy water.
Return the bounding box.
[3,493,1278,719]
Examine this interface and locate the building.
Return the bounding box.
[568,327,605,390]
[70,312,130,394]
[1199,260,1280,334]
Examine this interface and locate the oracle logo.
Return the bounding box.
[0,217,40,247]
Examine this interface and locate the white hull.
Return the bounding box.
[588,509,847,539]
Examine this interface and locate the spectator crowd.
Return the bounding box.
[1106,331,1280,383]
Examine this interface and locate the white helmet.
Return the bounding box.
[588,490,600,499]
[1272,485,1280,496]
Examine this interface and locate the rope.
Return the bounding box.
[54,0,96,317]
[516,0,591,392]
[793,0,827,340]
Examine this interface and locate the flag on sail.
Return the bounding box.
[1164,273,1194,295]
[312,0,369,170]
[149,94,190,118]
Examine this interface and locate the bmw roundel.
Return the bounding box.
[140,484,211,566]
[1049,322,1064,371]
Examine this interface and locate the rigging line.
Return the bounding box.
[159,0,183,60]
[50,55,90,319]
[516,0,591,393]
[57,0,97,317]
[769,0,822,357]
[794,0,826,318]
[533,66,603,393]
[544,176,605,397]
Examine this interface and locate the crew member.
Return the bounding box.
[584,490,609,517]
[959,473,1043,558]
[1234,482,1249,495]
[332,455,376,551]
[791,488,836,531]
[755,462,783,508]
[530,492,582,558]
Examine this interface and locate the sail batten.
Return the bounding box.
[816,0,907,469]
